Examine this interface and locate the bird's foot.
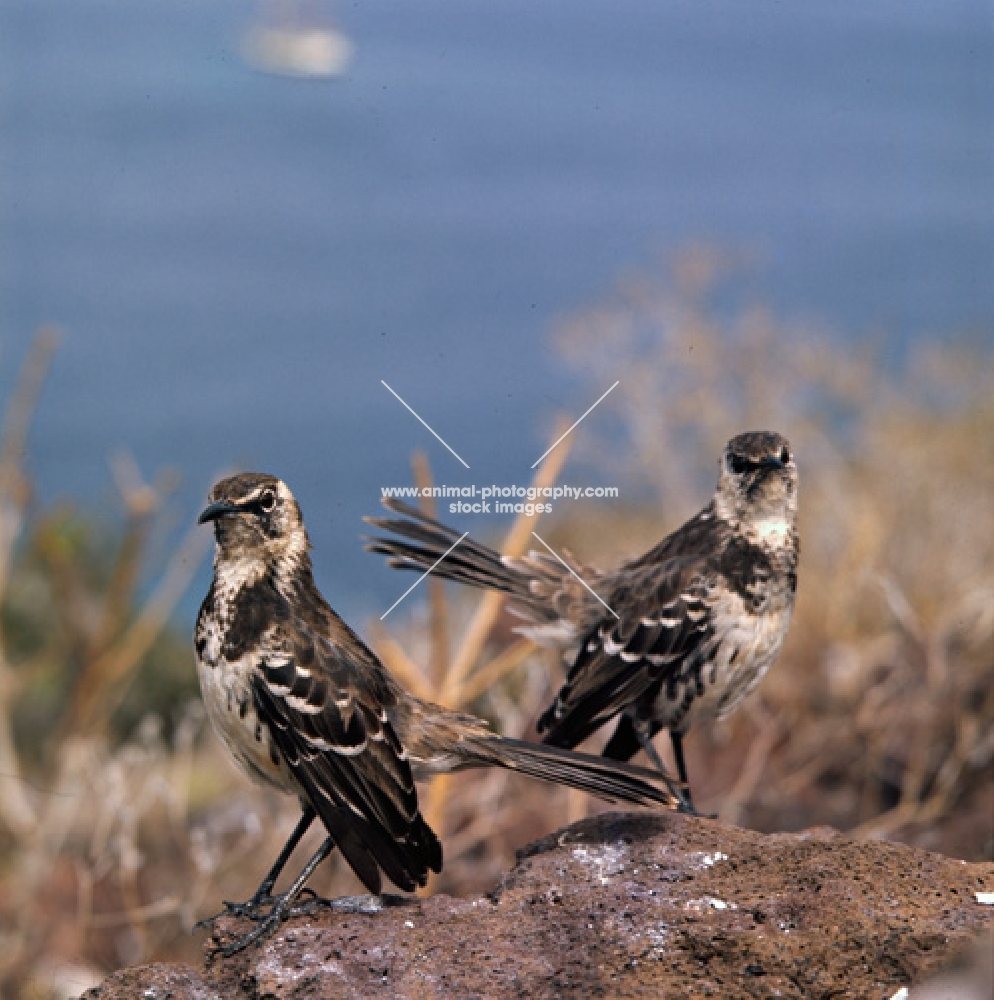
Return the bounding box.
[204,890,300,958]
[675,793,717,820]
[277,887,337,917]
[673,784,716,819]
[194,890,280,931]
[202,892,416,958]
[207,907,284,958]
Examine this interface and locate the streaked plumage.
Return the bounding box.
[365,431,799,806]
[194,473,679,954]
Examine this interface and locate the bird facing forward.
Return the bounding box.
[194,473,679,955]
[366,431,799,810]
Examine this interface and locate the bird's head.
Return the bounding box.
[199,472,310,577]
[714,431,797,541]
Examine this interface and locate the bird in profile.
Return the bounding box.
[366,431,799,811]
[194,473,680,956]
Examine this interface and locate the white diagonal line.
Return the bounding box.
[530,531,619,619]
[380,531,470,619]
[381,380,470,469]
[531,380,619,468]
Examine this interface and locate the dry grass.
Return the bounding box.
[0,260,991,996]
[0,332,214,997]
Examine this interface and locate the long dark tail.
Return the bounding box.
[467,734,680,809]
[364,498,533,601]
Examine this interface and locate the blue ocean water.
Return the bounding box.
[0,0,991,623]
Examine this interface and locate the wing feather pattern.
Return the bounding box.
[538,557,715,747]
[251,618,441,894]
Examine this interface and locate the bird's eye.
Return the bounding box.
[729,454,750,475]
[780,446,791,464]
[258,488,277,512]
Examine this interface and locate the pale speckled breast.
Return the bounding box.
[709,597,792,722]
[652,591,792,732]
[195,620,294,792]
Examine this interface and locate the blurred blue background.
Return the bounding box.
[1,0,991,622]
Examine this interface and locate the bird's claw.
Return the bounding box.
[675,794,716,820]
[674,784,708,818]
[194,893,277,931]
[208,912,282,959]
[204,892,294,958]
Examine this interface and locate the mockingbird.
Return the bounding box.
[195,473,679,956]
[366,431,799,810]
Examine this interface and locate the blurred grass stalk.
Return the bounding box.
[0,330,211,991]
[60,452,209,737]
[0,327,59,842]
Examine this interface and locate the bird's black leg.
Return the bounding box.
[210,834,338,958]
[631,720,695,813]
[244,807,318,909]
[630,723,696,814]
[667,731,702,816]
[600,715,699,815]
[633,723,669,776]
[196,807,316,929]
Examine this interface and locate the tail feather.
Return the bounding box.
[364,499,530,599]
[469,735,680,809]
[298,783,442,895]
[366,499,603,643]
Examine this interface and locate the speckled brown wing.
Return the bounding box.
[250,613,441,895]
[537,553,717,749]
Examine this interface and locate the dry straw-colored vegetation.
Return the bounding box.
[0,257,991,996]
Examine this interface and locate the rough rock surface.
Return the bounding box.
[81,812,993,999]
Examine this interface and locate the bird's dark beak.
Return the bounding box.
[759,456,786,470]
[198,499,245,524]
